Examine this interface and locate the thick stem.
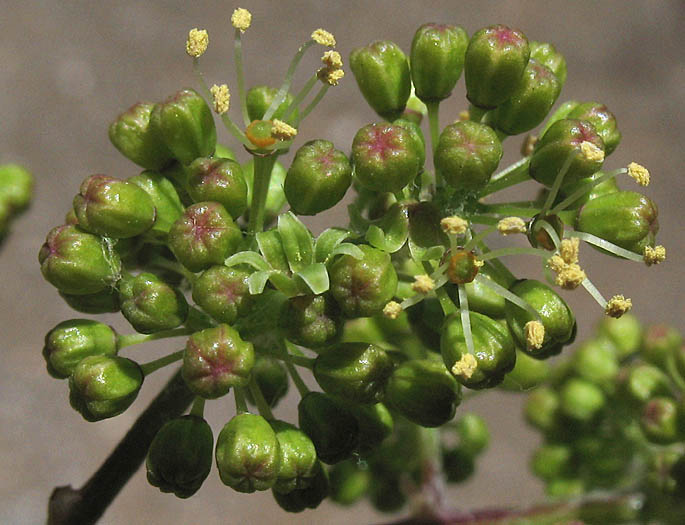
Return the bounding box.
[47,369,194,525]
[247,154,278,236]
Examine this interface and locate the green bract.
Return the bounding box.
[435,121,502,191]
[118,272,188,334]
[146,415,214,498]
[187,157,248,218]
[43,319,117,379]
[215,413,281,492]
[284,139,352,215]
[182,324,254,399]
[350,40,410,121]
[410,23,468,102]
[69,355,143,421]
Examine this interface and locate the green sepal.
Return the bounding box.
[314,228,355,263]
[224,250,271,272]
[295,263,330,295]
[256,229,290,271]
[366,202,410,253]
[278,211,314,273]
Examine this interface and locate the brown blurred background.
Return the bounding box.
[1,1,683,523]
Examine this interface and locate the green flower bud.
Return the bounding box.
[280,294,343,350]
[146,415,213,498]
[506,280,576,358]
[72,175,156,238]
[350,40,411,121]
[622,364,673,405]
[39,225,121,295]
[527,213,564,251]
[329,245,398,318]
[118,272,188,334]
[642,324,682,368]
[442,447,475,483]
[127,171,184,239]
[464,25,530,109]
[572,338,619,388]
[215,413,281,492]
[186,157,248,218]
[596,314,643,360]
[191,266,251,325]
[329,459,371,505]
[298,392,359,464]
[530,119,605,188]
[284,139,352,215]
[0,163,33,213]
[435,121,503,191]
[246,85,298,124]
[69,355,143,421]
[641,397,680,444]
[500,349,550,391]
[491,59,561,135]
[351,122,422,193]
[182,324,254,399]
[43,319,117,379]
[347,402,393,455]
[168,202,242,272]
[576,191,659,254]
[245,356,289,408]
[108,102,173,170]
[369,475,406,512]
[313,343,394,404]
[272,461,329,512]
[386,359,461,427]
[575,436,632,483]
[530,41,567,86]
[567,102,621,155]
[457,264,507,318]
[59,289,120,314]
[532,443,573,481]
[150,88,216,165]
[242,159,287,224]
[560,377,605,421]
[441,311,516,389]
[410,23,468,102]
[524,386,560,432]
[457,413,490,457]
[271,420,318,494]
[646,449,683,494]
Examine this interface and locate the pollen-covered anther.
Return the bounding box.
[458,110,470,121]
[311,28,336,47]
[412,274,435,294]
[559,237,580,265]
[524,321,545,351]
[605,295,632,318]
[580,141,604,163]
[521,135,538,157]
[322,50,343,69]
[627,162,650,186]
[451,353,478,380]
[440,216,468,235]
[231,8,252,32]
[497,217,527,235]
[186,28,208,58]
[209,84,230,114]
[317,67,345,86]
[271,119,298,140]
[555,263,586,290]
[382,301,403,320]
[547,255,567,274]
[644,245,666,266]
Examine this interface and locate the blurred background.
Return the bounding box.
[1,1,683,523]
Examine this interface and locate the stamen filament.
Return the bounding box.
[458,284,475,357]
[263,40,315,121]
[536,220,561,249]
[282,74,318,121]
[479,246,551,261]
[551,168,626,213]
[481,158,531,197]
[475,274,541,321]
[581,278,607,308]
[463,226,496,252]
[233,29,250,127]
[297,83,329,123]
[541,149,578,215]
[567,231,644,262]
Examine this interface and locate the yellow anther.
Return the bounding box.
[555,263,586,290]
[311,28,336,47]
[186,28,208,58]
[322,50,343,69]
[497,217,527,235]
[627,162,650,186]
[440,216,468,235]
[580,141,605,163]
[209,84,230,114]
[559,237,580,265]
[474,258,484,268]
[525,321,545,351]
[644,245,666,266]
[383,301,403,320]
[547,255,567,274]
[521,134,538,157]
[458,110,470,121]
[271,119,298,140]
[412,274,435,294]
[451,353,478,380]
[605,295,632,318]
[231,8,252,32]
[318,67,345,86]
